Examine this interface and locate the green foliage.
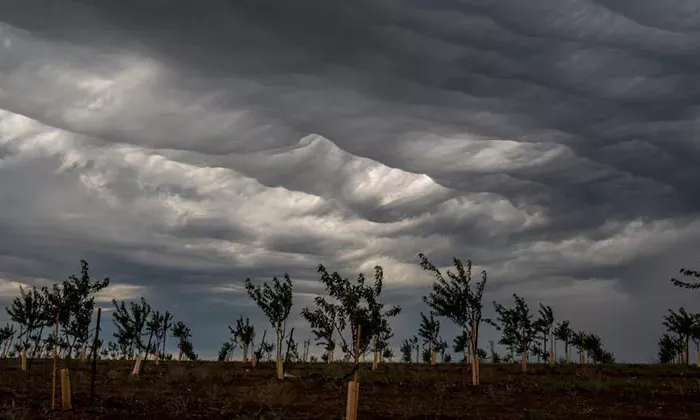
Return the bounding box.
[452,330,470,355]
[310,264,400,360]
[301,300,337,356]
[554,320,572,358]
[658,333,683,363]
[419,253,487,364]
[0,324,16,357]
[421,347,431,363]
[245,274,293,361]
[256,330,274,361]
[418,312,440,353]
[400,338,413,363]
[6,286,49,352]
[663,307,694,361]
[533,304,554,362]
[145,310,171,359]
[489,294,538,355]
[229,315,255,362]
[382,347,394,361]
[670,266,700,290]
[217,341,234,361]
[44,260,110,357]
[172,321,197,360]
[582,333,614,363]
[112,297,151,358]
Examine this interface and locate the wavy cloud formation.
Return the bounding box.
[1,0,699,361]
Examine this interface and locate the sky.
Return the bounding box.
[1,0,700,363]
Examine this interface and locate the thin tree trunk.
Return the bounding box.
[471,322,478,385]
[521,351,527,373]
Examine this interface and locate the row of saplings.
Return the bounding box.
[217,253,615,389]
[2,255,615,381]
[2,260,200,372]
[2,255,616,416]
[657,265,700,365]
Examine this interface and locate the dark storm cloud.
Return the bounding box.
[1,0,700,361]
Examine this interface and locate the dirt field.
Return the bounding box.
[0,359,699,419]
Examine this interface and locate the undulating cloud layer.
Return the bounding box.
[1,0,700,361]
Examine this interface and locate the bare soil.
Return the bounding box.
[1,359,699,419]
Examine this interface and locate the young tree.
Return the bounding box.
[172,321,196,360]
[301,302,337,363]
[554,320,573,364]
[309,264,400,366]
[43,260,110,358]
[255,330,274,362]
[435,338,449,363]
[663,307,695,364]
[382,347,395,362]
[160,311,173,360]
[571,330,587,364]
[0,324,16,358]
[6,286,49,361]
[534,304,554,364]
[245,274,293,377]
[367,279,402,368]
[217,341,235,361]
[112,297,151,359]
[41,260,109,358]
[229,316,255,363]
[419,253,488,385]
[400,339,413,363]
[453,330,471,363]
[418,312,440,364]
[489,294,538,373]
[581,333,614,364]
[658,332,683,363]
[418,254,487,385]
[409,335,420,362]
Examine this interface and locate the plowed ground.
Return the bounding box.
[0,359,699,419]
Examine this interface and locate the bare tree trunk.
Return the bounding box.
[372,335,379,370]
[521,351,527,373]
[275,323,283,379]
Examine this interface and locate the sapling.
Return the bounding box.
[245,274,293,378]
[418,312,440,365]
[554,321,572,364]
[489,294,538,373]
[420,253,488,385]
[229,316,255,363]
[306,264,400,367]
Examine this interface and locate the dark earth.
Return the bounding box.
[1,359,699,419]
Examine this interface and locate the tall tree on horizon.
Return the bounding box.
[420,253,488,385]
